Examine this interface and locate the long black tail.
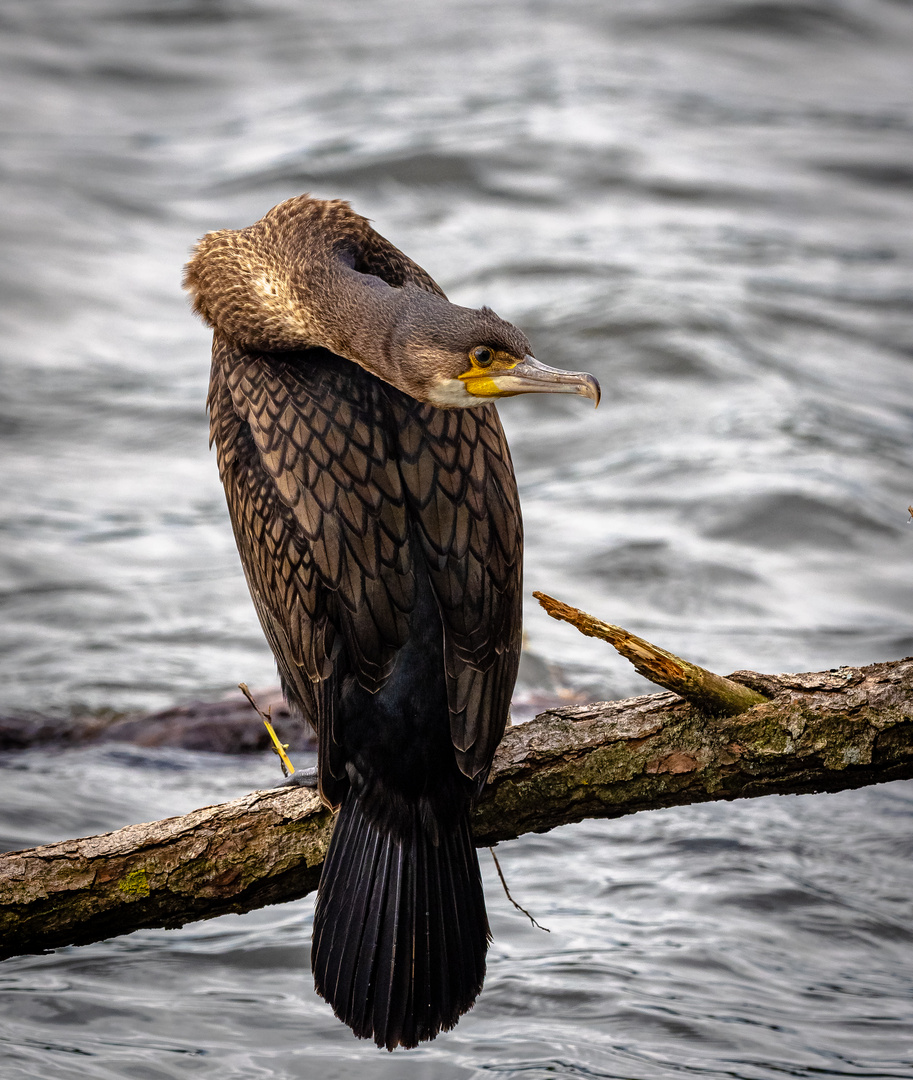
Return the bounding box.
[312,788,489,1050]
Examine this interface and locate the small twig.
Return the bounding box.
[907,505,913,522]
[238,683,295,777]
[489,847,550,932]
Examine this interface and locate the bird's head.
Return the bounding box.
[385,285,600,409]
[185,195,600,410]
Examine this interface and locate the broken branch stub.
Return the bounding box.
[533,591,767,716]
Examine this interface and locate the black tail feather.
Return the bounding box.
[312,789,489,1050]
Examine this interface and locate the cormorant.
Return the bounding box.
[184,195,599,1050]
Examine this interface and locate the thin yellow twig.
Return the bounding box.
[238,683,295,777]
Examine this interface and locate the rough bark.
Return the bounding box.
[2,656,912,960]
[473,659,913,843]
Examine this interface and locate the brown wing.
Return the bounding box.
[208,335,419,801]
[394,398,523,780]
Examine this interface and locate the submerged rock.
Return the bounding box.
[0,688,316,755]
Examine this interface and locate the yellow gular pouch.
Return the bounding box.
[457,348,522,398]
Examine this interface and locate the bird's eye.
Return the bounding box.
[472,347,493,367]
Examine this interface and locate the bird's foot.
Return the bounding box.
[276,766,319,789]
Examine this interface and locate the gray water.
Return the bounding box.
[2,0,913,1076]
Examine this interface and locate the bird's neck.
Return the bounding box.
[317,267,406,379]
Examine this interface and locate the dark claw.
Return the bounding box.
[277,766,319,789]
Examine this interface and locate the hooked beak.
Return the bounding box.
[464,355,601,407]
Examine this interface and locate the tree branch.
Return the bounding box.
[2,654,912,960]
[533,591,767,715]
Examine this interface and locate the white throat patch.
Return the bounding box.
[426,378,482,409]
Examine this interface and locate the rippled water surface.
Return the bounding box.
[1,0,912,1076]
